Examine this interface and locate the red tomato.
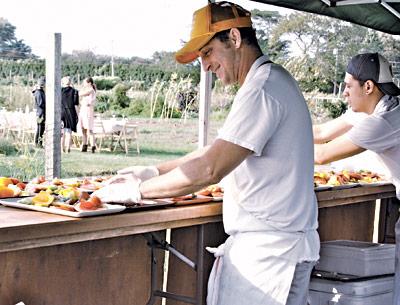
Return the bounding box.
[79,200,97,210]
[16,182,26,190]
[90,196,102,208]
[10,178,20,185]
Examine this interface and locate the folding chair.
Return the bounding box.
[113,120,140,154]
[93,120,116,152]
[93,120,107,152]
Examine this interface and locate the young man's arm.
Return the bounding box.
[313,116,353,144]
[314,135,365,164]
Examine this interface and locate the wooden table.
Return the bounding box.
[0,184,398,305]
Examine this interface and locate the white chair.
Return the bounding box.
[93,120,115,152]
[113,120,140,155]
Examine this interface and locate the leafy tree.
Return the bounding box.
[251,9,289,60]
[272,12,400,93]
[379,33,400,61]
[0,18,34,59]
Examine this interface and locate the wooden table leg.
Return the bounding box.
[167,222,227,305]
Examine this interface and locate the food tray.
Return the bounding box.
[358,180,392,187]
[132,195,221,207]
[0,197,126,218]
[173,196,220,206]
[114,199,176,211]
[314,185,332,191]
[330,182,360,189]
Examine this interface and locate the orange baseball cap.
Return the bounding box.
[175,1,253,64]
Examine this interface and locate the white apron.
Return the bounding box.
[207,230,317,305]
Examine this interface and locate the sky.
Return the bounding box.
[1,0,293,59]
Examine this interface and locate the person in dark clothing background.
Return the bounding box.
[32,77,46,147]
[61,76,79,153]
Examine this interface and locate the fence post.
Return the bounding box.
[45,33,62,179]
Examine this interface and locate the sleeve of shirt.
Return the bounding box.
[217,88,283,156]
[345,115,396,153]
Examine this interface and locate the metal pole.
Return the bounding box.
[111,40,115,77]
[45,33,62,179]
[333,48,338,96]
[198,65,212,149]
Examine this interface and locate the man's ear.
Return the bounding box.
[364,80,375,94]
[229,28,242,48]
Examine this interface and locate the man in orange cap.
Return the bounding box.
[94,2,319,304]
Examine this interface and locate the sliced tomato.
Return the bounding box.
[79,200,97,210]
[16,182,26,190]
[10,178,20,185]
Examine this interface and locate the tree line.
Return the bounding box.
[0,12,399,94]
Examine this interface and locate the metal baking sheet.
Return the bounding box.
[0,197,126,218]
[114,199,176,211]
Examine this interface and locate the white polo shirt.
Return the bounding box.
[345,95,400,199]
[217,55,319,263]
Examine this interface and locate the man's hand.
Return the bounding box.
[92,174,142,204]
[117,165,159,181]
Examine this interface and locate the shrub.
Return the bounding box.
[0,138,18,156]
[95,91,111,113]
[322,99,347,119]
[121,98,148,117]
[93,76,121,90]
[109,83,130,111]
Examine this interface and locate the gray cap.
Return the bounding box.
[346,53,400,96]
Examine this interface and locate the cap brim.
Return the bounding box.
[175,33,215,64]
[378,82,400,96]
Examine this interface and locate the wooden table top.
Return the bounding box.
[0,202,222,253]
[0,183,395,253]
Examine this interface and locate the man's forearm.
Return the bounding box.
[156,145,210,175]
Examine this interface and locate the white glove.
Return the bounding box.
[92,175,141,204]
[117,165,159,181]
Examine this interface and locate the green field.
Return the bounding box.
[0,117,223,180]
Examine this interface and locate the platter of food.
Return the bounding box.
[171,185,224,205]
[313,169,390,191]
[126,185,225,207]
[110,199,176,211]
[358,180,392,187]
[0,197,125,218]
[314,185,332,191]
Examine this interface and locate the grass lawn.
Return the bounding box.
[0,117,223,180]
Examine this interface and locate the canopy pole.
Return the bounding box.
[45,33,62,179]
[198,66,212,149]
[381,1,400,20]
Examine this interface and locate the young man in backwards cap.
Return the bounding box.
[94,2,319,304]
[313,52,400,304]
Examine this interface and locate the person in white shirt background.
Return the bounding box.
[78,76,97,153]
[94,2,319,304]
[313,52,400,305]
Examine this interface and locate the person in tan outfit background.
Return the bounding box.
[78,77,96,153]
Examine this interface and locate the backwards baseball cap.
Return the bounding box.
[346,52,400,96]
[175,1,252,64]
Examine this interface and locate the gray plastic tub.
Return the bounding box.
[315,240,395,277]
[309,275,394,305]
